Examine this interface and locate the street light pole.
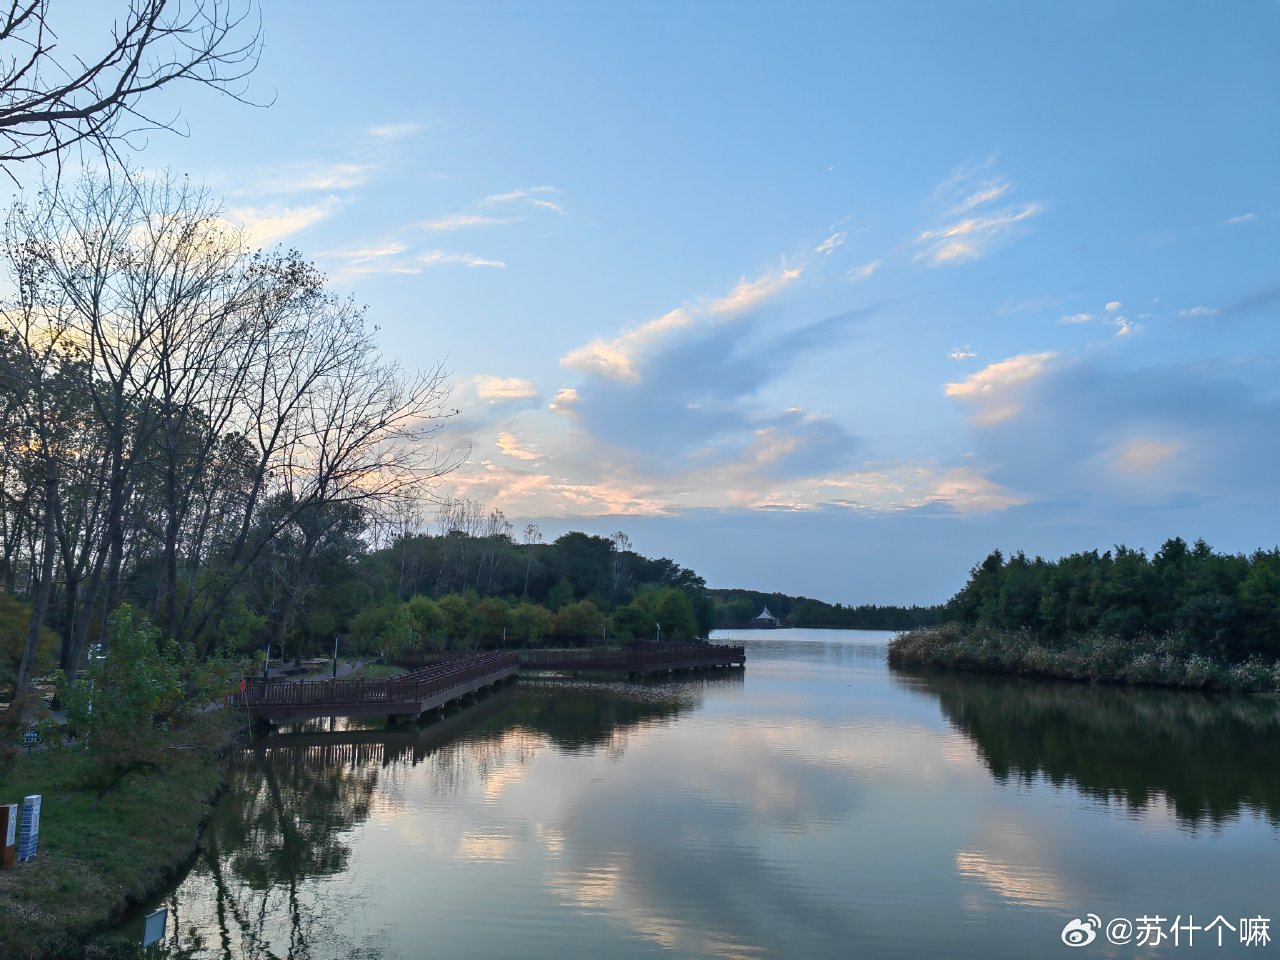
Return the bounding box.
[332,635,339,680]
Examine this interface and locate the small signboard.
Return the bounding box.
[18,794,40,862]
[21,729,41,750]
[0,803,15,870]
[142,907,167,948]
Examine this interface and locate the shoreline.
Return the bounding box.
[888,623,1280,694]
[0,708,249,959]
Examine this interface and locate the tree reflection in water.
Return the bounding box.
[897,668,1280,826]
[138,673,727,958]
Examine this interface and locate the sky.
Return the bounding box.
[28,1,1280,604]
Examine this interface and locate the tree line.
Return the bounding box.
[0,173,455,692]
[331,524,715,657]
[942,538,1280,661]
[708,588,944,630]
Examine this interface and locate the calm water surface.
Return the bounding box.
[128,629,1279,958]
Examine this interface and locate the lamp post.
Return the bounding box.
[332,635,339,680]
[656,622,661,643]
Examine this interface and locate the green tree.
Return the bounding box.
[653,588,699,641]
[552,600,605,643]
[509,602,554,645]
[405,595,445,648]
[472,597,511,645]
[438,593,475,647]
[610,602,653,640]
[546,576,575,611]
[58,606,206,786]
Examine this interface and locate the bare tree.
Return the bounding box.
[610,530,631,600]
[0,0,262,180]
[3,170,461,674]
[520,520,542,598]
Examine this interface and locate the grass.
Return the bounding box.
[341,662,408,681]
[0,709,247,960]
[888,623,1280,693]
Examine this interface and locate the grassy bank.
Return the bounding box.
[888,623,1280,693]
[0,708,247,959]
[341,662,408,681]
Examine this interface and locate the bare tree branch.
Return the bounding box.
[0,0,263,181]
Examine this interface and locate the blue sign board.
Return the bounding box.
[142,907,167,948]
[18,794,40,861]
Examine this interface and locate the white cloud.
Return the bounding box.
[1179,305,1219,318]
[1105,301,1122,312]
[367,122,423,139]
[814,231,846,255]
[560,263,804,387]
[332,262,422,277]
[496,432,540,461]
[419,250,506,268]
[248,161,371,195]
[419,213,514,231]
[561,309,694,382]
[917,202,1044,266]
[952,180,1010,214]
[549,387,580,416]
[1113,438,1181,475]
[708,267,803,315]
[322,241,408,262]
[482,186,563,214]
[845,260,880,282]
[1058,312,1093,325]
[925,468,1027,513]
[1225,212,1257,225]
[473,376,538,400]
[293,162,368,191]
[945,352,1056,424]
[527,198,564,213]
[948,347,977,361]
[225,198,340,248]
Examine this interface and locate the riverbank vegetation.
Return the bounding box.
[0,712,242,959]
[0,608,243,958]
[889,539,1280,692]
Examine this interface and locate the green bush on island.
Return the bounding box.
[343,583,708,654]
[889,538,1280,692]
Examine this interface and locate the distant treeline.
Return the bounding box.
[943,538,1280,660]
[708,588,944,630]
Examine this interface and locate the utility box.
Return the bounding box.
[0,803,16,869]
[18,795,40,862]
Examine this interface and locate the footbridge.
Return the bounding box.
[400,643,746,677]
[240,651,518,723]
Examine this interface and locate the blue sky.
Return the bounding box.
[42,2,1280,603]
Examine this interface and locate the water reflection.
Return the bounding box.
[505,673,738,750]
[129,677,723,959]
[120,635,1279,960]
[898,668,1280,826]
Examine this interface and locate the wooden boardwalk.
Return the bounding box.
[401,643,746,676]
[240,651,518,723]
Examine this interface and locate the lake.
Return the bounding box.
[124,628,1279,958]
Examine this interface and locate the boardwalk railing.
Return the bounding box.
[521,644,745,673]
[399,643,745,674]
[240,651,518,719]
